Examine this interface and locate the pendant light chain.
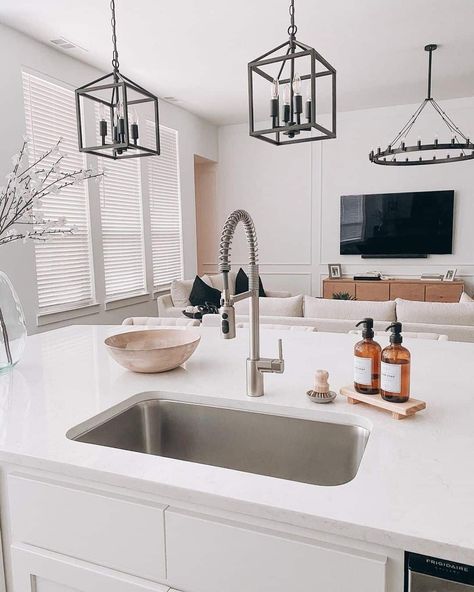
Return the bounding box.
[288,0,297,44]
[110,0,120,73]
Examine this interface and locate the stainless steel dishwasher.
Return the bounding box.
[405,552,474,591]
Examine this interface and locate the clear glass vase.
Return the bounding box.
[0,272,26,372]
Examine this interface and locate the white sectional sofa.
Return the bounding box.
[202,295,474,343]
[157,273,291,318]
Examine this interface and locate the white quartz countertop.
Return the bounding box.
[1,325,473,562]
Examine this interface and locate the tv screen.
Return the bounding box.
[340,190,454,257]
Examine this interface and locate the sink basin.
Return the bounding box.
[69,398,369,486]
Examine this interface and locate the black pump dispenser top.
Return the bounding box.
[386,322,403,344]
[356,317,374,339]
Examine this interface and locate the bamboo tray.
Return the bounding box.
[340,386,426,420]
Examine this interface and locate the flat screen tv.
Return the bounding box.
[340,190,454,258]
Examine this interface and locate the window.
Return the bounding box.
[22,71,95,311]
[148,124,183,290]
[99,157,146,300]
[341,195,364,243]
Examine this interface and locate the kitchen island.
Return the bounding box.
[0,325,472,592]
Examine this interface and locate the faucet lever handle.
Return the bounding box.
[277,338,283,361]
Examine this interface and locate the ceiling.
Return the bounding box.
[1,0,474,126]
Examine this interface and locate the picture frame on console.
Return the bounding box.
[443,268,457,282]
[328,264,342,279]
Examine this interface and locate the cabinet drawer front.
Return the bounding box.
[389,283,425,301]
[425,283,463,302]
[166,509,386,592]
[11,546,169,592]
[8,475,166,582]
[355,282,390,301]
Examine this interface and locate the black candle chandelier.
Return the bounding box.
[248,0,336,146]
[75,0,160,160]
[370,44,474,166]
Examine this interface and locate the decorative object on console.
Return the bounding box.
[370,44,474,166]
[189,276,221,307]
[306,369,337,404]
[247,0,336,146]
[328,263,342,279]
[235,267,266,297]
[75,0,160,160]
[420,273,444,280]
[443,268,457,282]
[0,138,101,371]
[332,292,356,300]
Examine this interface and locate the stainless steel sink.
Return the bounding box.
[69,398,369,486]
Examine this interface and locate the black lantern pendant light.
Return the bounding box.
[248,0,336,146]
[370,44,474,166]
[75,0,160,160]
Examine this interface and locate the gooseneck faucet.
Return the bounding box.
[218,210,284,397]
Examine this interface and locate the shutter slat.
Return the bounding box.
[147,123,183,288]
[23,71,95,310]
[98,123,146,299]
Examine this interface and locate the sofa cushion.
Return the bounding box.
[234,295,303,317]
[207,272,236,294]
[189,275,221,307]
[304,296,396,322]
[396,298,474,326]
[235,268,266,297]
[171,275,212,308]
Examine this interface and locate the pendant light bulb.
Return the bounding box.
[99,103,107,120]
[131,108,139,124]
[271,79,279,99]
[283,84,291,106]
[292,73,302,96]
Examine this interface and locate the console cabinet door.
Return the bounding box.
[11,546,169,592]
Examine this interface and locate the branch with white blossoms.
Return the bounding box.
[0,138,103,246]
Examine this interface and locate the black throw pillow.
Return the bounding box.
[189,276,221,307]
[235,268,266,297]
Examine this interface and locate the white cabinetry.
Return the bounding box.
[166,508,387,592]
[11,546,169,592]
[8,474,166,582]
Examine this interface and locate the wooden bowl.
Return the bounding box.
[104,329,201,373]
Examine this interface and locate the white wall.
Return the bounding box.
[205,96,474,296]
[0,23,218,333]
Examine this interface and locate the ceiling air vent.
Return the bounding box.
[50,37,86,51]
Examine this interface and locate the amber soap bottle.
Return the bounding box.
[354,318,381,395]
[381,322,411,403]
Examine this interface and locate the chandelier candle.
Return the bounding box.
[130,109,139,144]
[293,73,303,125]
[270,80,280,129]
[305,94,312,122]
[283,85,291,124]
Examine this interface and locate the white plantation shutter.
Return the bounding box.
[99,158,146,299]
[147,123,183,290]
[22,72,95,310]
